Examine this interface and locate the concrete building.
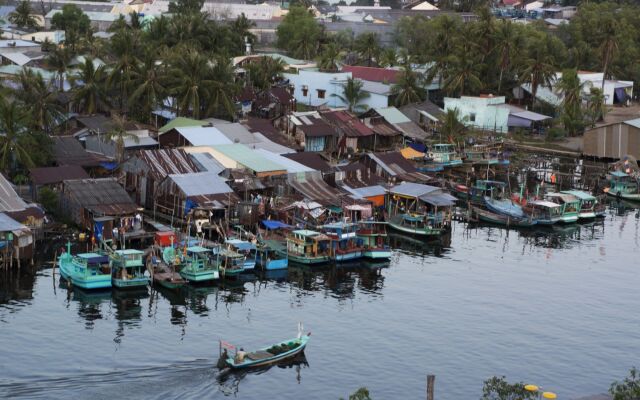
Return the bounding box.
[583,118,640,160]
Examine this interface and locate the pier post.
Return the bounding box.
[427,374,435,400]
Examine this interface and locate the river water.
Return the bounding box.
[1,200,639,399]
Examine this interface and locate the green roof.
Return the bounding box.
[158,117,204,134]
[212,144,286,173]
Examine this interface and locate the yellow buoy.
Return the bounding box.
[524,384,539,392]
[542,392,557,399]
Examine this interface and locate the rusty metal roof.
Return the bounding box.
[124,149,200,181]
[30,165,89,185]
[54,136,110,167]
[63,178,138,216]
[287,172,346,204]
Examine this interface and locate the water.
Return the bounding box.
[1,202,640,399]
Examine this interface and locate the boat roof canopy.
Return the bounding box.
[261,220,293,230]
[560,190,595,201]
[610,171,629,177]
[226,239,256,250]
[115,249,144,255]
[531,199,561,208]
[187,246,210,253]
[545,192,579,203]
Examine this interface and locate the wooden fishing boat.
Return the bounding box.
[221,333,310,370]
[483,197,526,219]
[217,248,246,277]
[544,192,580,223]
[149,247,186,290]
[464,144,500,165]
[58,243,112,290]
[604,171,640,201]
[524,200,562,225]
[110,249,149,289]
[323,222,364,262]
[427,143,463,168]
[278,230,331,265]
[387,182,456,237]
[560,190,603,219]
[225,239,257,270]
[256,240,288,270]
[180,246,219,283]
[471,206,537,228]
[357,221,391,259]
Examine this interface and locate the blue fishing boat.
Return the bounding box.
[471,205,536,228]
[221,326,310,370]
[605,171,640,201]
[483,197,526,219]
[110,249,149,289]
[256,240,288,270]
[225,239,257,270]
[58,243,112,290]
[278,230,331,265]
[427,143,463,168]
[323,221,364,262]
[180,246,219,283]
[357,221,391,259]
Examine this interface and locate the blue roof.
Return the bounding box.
[262,220,293,230]
[225,239,256,250]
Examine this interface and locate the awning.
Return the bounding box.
[419,193,457,206]
[262,220,293,230]
[401,146,425,160]
[225,239,256,251]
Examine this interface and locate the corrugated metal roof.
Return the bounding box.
[341,184,386,198]
[173,126,232,146]
[511,110,551,122]
[375,107,411,124]
[54,136,109,167]
[283,152,332,172]
[189,152,225,174]
[254,149,315,173]
[216,122,258,144]
[124,136,158,148]
[360,80,392,96]
[125,149,200,181]
[0,213,27,232]
[287,172,346,203]
[158,117,203,133]
[212,144,286,173]
[0,174,27,212]
[390,182,440,197]
[341,65,399,84]
[166,172,233,196]
[30,165,89,185]
[0,52,32,66]
[63,178,138,215]
[251,132,296,154]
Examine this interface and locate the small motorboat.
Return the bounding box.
[220,325,310,370]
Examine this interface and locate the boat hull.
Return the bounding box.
[333,251,363,262]
[388,222,445,236]
[362,249,392,259]
[226,336,309,370]
[262,259,288,270]
[59,261,111,290]
[112,277,149,289]
[607,191,640,201]
[180,270,219,282]
[280,251,330,265]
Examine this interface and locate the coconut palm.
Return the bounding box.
[9,0,38,29]
[586,87,606,127]
[108,28,141,112]
[45,46,72,91]
[105,114,139,163]
[354,32,380,67]
[15,69,63,134]
[205,56,238,119]
[494,20,516,93]
[129,49,168,123]
[518,40,556,111]
[599,18,618,91]
[245,57,285,90]
[331,78,369,112]
[440,108,467,143]
[443,55,483,96]
[556,69,585,136]
[379,48,397,68]
[318,42,342,72]
[71,57,109,114]
[391,65,425,107]
[0,99,35,174]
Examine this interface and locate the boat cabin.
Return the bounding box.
[464,144,498,165]
[322,222,363,261]
[286,230,330,257]
[225,239,257,269]
[544,192,580,222]
[607,171,639,197]
[427,143,462,167]
[526,200,562,224]
[74,253,111,275]
[470,180,508,201]
[112,249,144,267]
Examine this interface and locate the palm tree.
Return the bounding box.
[556,69,585,136]
[0,99,35,175]
[331,78,369,112]
[318,43,342,72]
[45,46,72,92]
[205,56,238,119]
[71,58,109,114]
[354,32,380,67]
[440,108,467,143]
[108,29,141,112]
[494,20,515,93]
[15,69,63,134]
[391,65,426,107]
[379,48,397,68]
[246,56,285,90]
[443,56,483,96]
[9,0,38,29]
[586,87,606,126]
[519,40,556,111]
[129,49,167,123]
[105,114,139,163]
[233,13,256,46]
[599,18,619,92]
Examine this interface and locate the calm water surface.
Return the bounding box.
[1,202,640,399]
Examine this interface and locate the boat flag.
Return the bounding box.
[220,340,236,351]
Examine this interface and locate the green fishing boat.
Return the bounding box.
[605,171,640,201]
[150,246,186,290]
[560,190,603,219]
[110,249,149,289]
[180,246,219,283]
[58,243,111,290]
[278,230,331,265]
[544,192,580,223]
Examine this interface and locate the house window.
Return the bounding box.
[317,89,326,99]
[469,113,476,122]
[302,85,308,97]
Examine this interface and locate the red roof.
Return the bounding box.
[341,65,399,84]
[322,111,374,137]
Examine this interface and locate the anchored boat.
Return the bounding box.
[323,221,364,262]
[58,243,111,290]
[560,190,604,219]
[180,246,220,283]
[150,246,186,290]
[525,200,562,225]
[225,239,257,270]
[544,192,580,223]
[256,240,288,270]
[604,171,640,201]
[217,248,246,278]
[471,205,536,228]
[427,143,463,168]
[110,249,149,289]
[357,221,391,259]
[279,230,331,265]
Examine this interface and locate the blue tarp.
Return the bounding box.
[226,239,256,251]
[262,220,293,230]
[409,142,427,152]
[100,161,118,170]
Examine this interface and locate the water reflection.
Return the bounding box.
[216,353,309,396]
